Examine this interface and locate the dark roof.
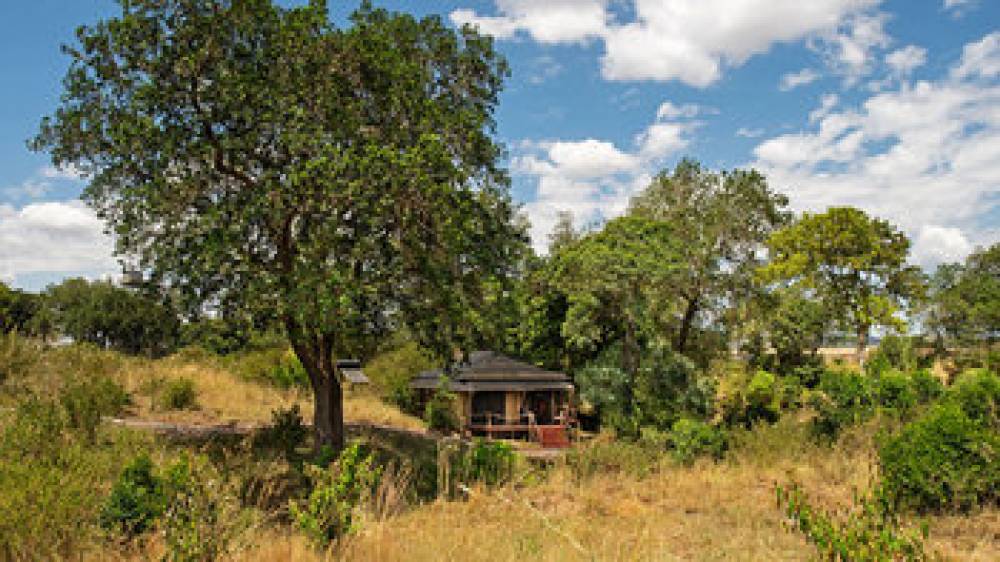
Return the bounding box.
[337,359,369,384]
[410,351,572,392]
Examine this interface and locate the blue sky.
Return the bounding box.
[1,0,998,290]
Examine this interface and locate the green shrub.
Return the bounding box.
[810,369,875,440]
[776,482,933,560]
[715,369,784,428]
[910,369,943,404]
[0,332,40,384]
[873,370,917,415]
[944,368,999,429]
[879,404,1000,512]
[100,454,167,539]
[252,405,308,460]
[158,378,198,411]
[424,381,459,433]
[267,351,309,389]
[162,454,250,561]
[60,375,130,440]
[668,418,726,465]
[365,342,436,411]
[457,439,515,486]
[291,443,382,546]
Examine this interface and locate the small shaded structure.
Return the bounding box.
[411,351,574,446]
[337,359,369,386]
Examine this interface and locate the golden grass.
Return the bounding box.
[113,355,426,431]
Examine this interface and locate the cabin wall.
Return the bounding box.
[505,392,523,423]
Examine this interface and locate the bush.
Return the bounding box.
[162,455,250,561]
[944,368,999,429]
[458,439,515,486]
[776,482,933,560]
[879,404,1000,512]
[365,342,436,411]
[0,332,40,384]
[810,369,875,440]
[668,418,726,465]
[872,370,917,416]
[910,369,943,404]
[60,376,131,440]
[424,381,459,433]
[715,369,784,428]
[267,351,309,389]
[291,443,382,546]
[158,378,198,411]
[252,405,308,460]
[100,454,167,539]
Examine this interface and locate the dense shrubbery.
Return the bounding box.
[365,342,436,411]
[60,375,131,440]
[100,454,167,539]
[668,418,727,465]
[457,439,516,487]
[879,403,999,513]
[291,443,382,546]
[252,405,309,461]
[156,377,198,411]
[944,368,999,429]
[424,382,460,432]
[0,332,40,384]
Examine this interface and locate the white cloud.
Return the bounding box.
[809,93,840,123]
[886,45,927,76]
[952,32,1000,81]
[809,10,891,85]
[450,0,606,43]
[454,0,881,87]
[943,0,978,17]
[780,68,821,91]
[40,164,86,181]
[0,200,116,285]
[526,55,564,84]
[2,179,51,200]
[752,32,1000,267]
[514,101,701,250]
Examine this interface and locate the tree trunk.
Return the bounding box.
[856,323,869,368]
[286,324,345,455]
[676,296,699,354]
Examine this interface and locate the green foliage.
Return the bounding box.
[715,369,787,428]
[424,380,460,433]
[760,207,925,361]
[252,405,308,461]
[810,368,876,440]
[456,439,516,487]
[668,418,726,465]
[157,378,198,411]
[879,404,1000,512]
[60,375,131,440]
[910,369,944,404]
[161,455,249,562]
[292,443,382,546]
[45,278,180,357]
[944,368,1000,429]
[0,332,40,384]
[34,0,524,451]
[926,243,999,345]
[776,482,934,560]
[867,334,926,375]
[873,370,918,415]
[365,342,436,411]
[100,454,167,540]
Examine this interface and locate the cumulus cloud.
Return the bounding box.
[886,45,927,76]
[752,32,1000,267]
[0,200,116,285]
[780,68,822,91]
[454,0,881,87]
[809,10,891,85]
[515,101,701,250]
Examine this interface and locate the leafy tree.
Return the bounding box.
[764,288,831,372]
[33,0,520,451]
[629,159,791,355]
[760,207,924,365]
[0,283,47,337]
[926,243,999,345]
[552,216,681,377]
[46,278,180,356]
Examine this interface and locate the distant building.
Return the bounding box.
[410,350,575,447]
[337,359,369,385]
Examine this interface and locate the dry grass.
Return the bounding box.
[113,355,426,431]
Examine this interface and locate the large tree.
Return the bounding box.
[33,0,522,451]
[629,159,791,355]
[926,243,1000,345]
[759,207,924,364]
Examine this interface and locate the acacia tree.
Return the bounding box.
[629,159,791,355]
[33,0,522,451]
[759,207,924,364]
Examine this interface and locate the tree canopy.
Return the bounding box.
[759,206,924,363]
[33,0,524,450]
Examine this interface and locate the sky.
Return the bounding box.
[1,0,998,291]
